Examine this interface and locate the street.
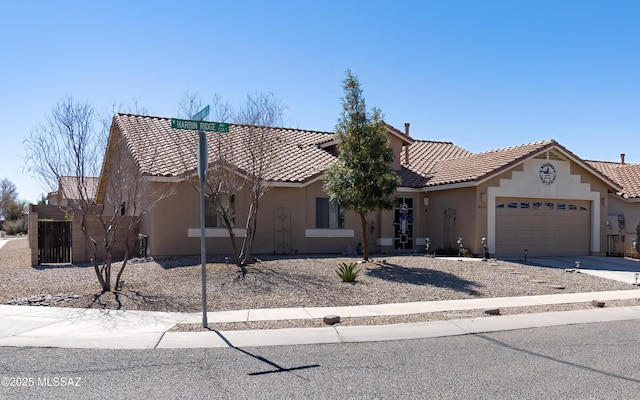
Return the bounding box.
[1,320,639,399]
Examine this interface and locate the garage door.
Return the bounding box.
[495,198,590,257]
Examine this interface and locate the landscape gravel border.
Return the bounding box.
[1,238,638,331]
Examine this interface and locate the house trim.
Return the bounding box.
[187,228,248,238]
[305,229,355,238]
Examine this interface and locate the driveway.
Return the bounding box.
[505,256,640,285]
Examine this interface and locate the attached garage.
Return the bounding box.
[495,197,591,257]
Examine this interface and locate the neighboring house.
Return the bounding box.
[28,112,640,264]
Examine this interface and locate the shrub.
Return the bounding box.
[335,262,362,283]
[3,219,26,235]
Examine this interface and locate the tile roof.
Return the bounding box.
[399,140,558,188]
[585,160,640,199]
[113,113,337,183]
[111,113,632,196]
[398,140,472,187]
[59,176,99,200]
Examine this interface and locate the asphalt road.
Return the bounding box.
[1,320,639,399]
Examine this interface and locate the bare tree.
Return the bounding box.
[175,91,284,266]
[0,178,18,220]
[235,92,284,264]
[177,90,204,119]
[24,95,171,291]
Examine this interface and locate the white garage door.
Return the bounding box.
[495,198,590,257]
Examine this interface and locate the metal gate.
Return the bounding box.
[38,221,72,263]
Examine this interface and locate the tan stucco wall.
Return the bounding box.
[143,180,373,258]
[388,135,404,170]
[423,187,477,254]
[142,180,237,257]
[569,162,611,255]
[28,204,136,265]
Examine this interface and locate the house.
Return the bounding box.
[51,176,99,206]
[28,112,640,264]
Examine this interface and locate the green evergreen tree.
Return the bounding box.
[324,70,400,261]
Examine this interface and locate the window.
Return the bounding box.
[205,193,235,228]
[316,198,344,228]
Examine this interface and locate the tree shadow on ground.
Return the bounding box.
[155,255,232,270]
[366,262,482,295]
[88,290,187,311]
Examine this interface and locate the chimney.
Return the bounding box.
[404,123,410,165]
[621,153,626,165]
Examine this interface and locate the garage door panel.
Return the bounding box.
[496,198,590,257]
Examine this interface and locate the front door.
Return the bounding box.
[394,197,414,251]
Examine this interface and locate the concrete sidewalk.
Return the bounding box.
[1,290,640,349]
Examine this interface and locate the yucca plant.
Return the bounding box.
[336,262,362,283]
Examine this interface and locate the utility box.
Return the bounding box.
[606,215,620,235]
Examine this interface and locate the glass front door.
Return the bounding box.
[394,197,414,250]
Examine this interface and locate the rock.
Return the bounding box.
[485,308,500,315]
[5,293,80,306]
[323,315,340,325]
[591,300,606,308]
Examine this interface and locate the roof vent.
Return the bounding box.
[621,153,625,165]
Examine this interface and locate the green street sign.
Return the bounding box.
[171,118,229,133]
[200,121,230,133]
[192,105,210,121]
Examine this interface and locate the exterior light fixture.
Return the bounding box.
[481,237,488,261]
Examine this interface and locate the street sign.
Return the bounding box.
[200,121,229,133]
[171,118,199,130]
[192,105,210,121]
[171,118,229,133]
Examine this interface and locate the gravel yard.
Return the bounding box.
[1,237,638,331]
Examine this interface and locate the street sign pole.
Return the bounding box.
[198,129,208,328]
[170,107,229,328]
[194,106,210,329]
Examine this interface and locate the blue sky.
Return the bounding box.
[1,0,639,203]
